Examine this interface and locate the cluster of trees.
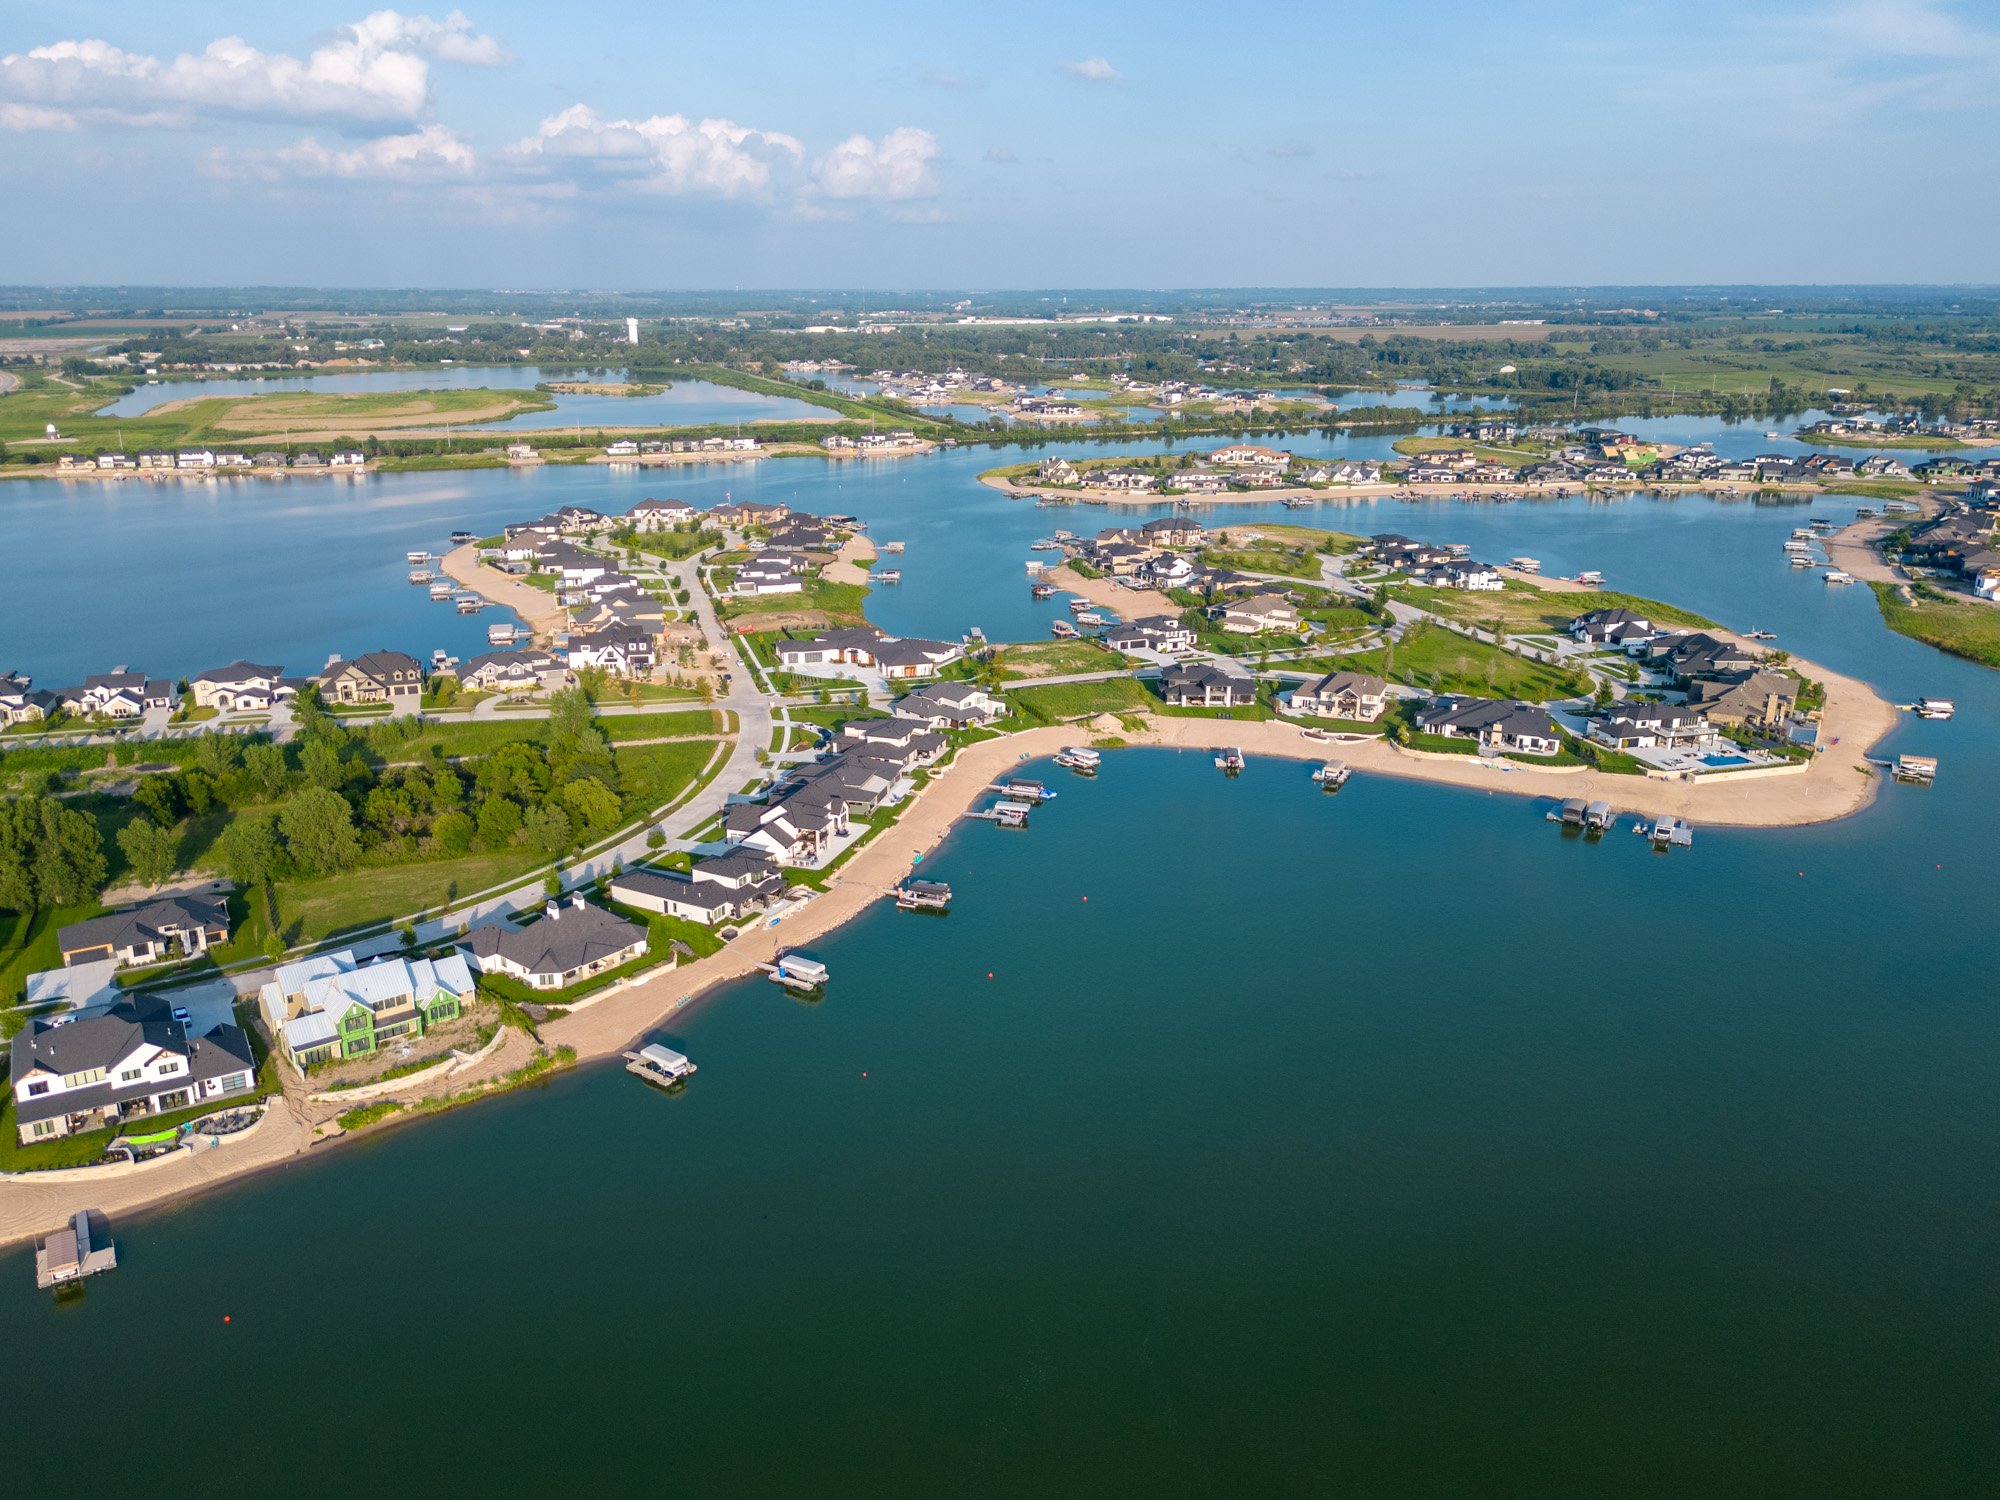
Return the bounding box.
[0,688,638,926]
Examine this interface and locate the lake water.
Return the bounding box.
[95,365,827,431]
[3,414,1997,1492]
[0,415,1949,684]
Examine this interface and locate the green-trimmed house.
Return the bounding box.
[256,950,476,1069]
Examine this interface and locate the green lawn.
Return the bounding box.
[1396,582,1716,635]
[1,903,102,1005]
[276,847,549,944]
[1869,582,2000,670]
[1203,545,1322,579]
[716,575,869,625]
[1348,623,1589,700]
[1009,677,1155,723]
[992,640,1136,680]
[385,709,720,761]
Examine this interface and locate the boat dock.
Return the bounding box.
[1215,747,1245,772]
[992,778,1055,803]
[759,953,829,991]
[896,879,953,912]
[1054,746,1101,772]
[623,1043,697,1088]
[1892,754,1938,785]
[1312,760,1351,789]
[968,798,1034,827]
[35,1210,116,1291]
[1646,816,1694,847]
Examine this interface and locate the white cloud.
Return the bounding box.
[0,102,77,131]
[210,123,476,181]
[1060,56,1121,83]
[810,127,940,201]
[0,11,506,131]
[507,104,804,197]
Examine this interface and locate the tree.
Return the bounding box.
[523,802,574,854]
[476,794,523,847]
[299,738,347,791]
[212,814,279,888]
[133,773,184,826]
[280,787,360,876]
[243,741,291,799]
[432,810,476,854]
[195,734,241,780]
[117,817,178,890]
[558,776,621,833]
[0,797,108,912]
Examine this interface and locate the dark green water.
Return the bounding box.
[4,743,1996,1496]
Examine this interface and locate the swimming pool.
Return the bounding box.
[1701,753,1752,768]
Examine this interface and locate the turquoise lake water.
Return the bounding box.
[2,417,1995,1494]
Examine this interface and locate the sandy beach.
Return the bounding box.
[440,543,567,638]
[822,533,878,586]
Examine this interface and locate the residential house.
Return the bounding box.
[58,895,231,969]
[1570,606,1655,646]
[462,897,650,990]
[565,627,656,677]
[1588,702,1712,750]
[189,660,289,713]
[1036,456,1080,485]
[10,997,257,1145]
[1412,559,1503,590]
[1413,697,1566,755]
[626,497,700,531]
[774,627,961,681]
[1217,593,1301,634]
[1158,662,1256,708]
[609,863,777,926]
[890,681,1008,729]
[0,670,57,726]
[453,649,570,696]
[1208,444,1290,467]
[319,650,424,706]
[723,788,851,864]
[256,950,476,1069]
[1286,671,1389,722]
[62,671,174,719]
[835,717,948,766]
[1683,670,1800,731]
[1104,615,1198,653]
[1140,517,1206,549]
[731,550,807,596]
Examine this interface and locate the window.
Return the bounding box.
[25,1081,49,1097]
[32,1121,55,1138]
[156,1061,181,1075]
[120,1067,143,1082]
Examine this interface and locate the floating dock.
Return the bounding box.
[1647,816,1694,848]
[35,1210,116,1291]
[623,1043,696,1088]
[993,778,1055,803]
[1913,698,1955,720]
[1215,747,1245,772]
[1054,746,1101,772]
[1892,754,1938,785]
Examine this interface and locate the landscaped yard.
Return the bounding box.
[1008,677,1156,723]
[1395,582,1716,635]
[1346,623,1590,700]
[992,640,1136,680]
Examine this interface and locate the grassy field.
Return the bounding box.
[992,640,1136,680]
[1346,623,1589,700]
[1397,582,1716,635]
[388,710,720,761]
[1390,436,1539,467]
[1869,582,2000,669]
[1233,523,1367,554]
[715,576,869,626]
[1203,543,1323,579]
[1008,677,1155,723]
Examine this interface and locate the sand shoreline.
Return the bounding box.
[0,661,1893,1248]
[439,543,567,639]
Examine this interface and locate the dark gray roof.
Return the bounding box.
[194,660,283,685]
[11,998,255,1126]
[465,902,647,979]
[58,895,229,959]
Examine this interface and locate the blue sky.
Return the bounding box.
[3,0,1998,287]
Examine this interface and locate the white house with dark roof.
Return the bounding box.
[565,627,656,677]
[1158,662,1256,708]
[1285,671,1390,722]
[462,897,649,990]
[890,681,1007,729]
[1413,697,1565,755]
[319,650,423,706]
[10,996,257,1145]
[1105,615,1198,654]
[1217,593,1301,634]
[190,660,290,712]
[58,894,231,969]
[453,649,571,696]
